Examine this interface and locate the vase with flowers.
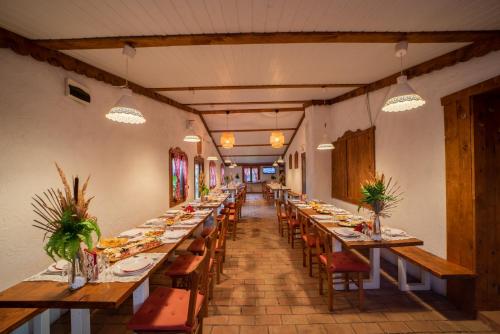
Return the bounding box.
[32,163,101,290]
[358,174,401,241]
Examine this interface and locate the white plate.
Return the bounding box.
[117,256,153,272]
[383,227,407,237]
[165,209,181,214]
[332,227,357,237]
[113,263,153,276]
[162,230,188,239]
[118,229,144,238]
[145,218,165,225]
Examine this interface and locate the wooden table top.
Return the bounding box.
[0,212,210,309]
[291,204,423,250]
[187,194,229,209]
[266,184,291,190]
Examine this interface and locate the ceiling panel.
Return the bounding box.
[195,103,305,110]
[213,130,296,146]
[227,156,277,164]
[204,112,302,130]
[220,146,286,156]
[1,0,499,39]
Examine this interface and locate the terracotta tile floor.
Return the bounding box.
[51,194,494,333]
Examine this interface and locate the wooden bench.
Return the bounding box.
[390,246,476,291]
[0,308,47,334]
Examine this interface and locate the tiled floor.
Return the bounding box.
[51,194,494,333]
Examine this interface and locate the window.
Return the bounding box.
[243,166,260,183]
[169,147,188,207]
[294,151,299,169]
[209,161,217,189]
[220,163,225,185]
[194,156,204,199]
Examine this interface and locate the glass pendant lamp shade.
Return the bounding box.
[270,131,285,148]
[183,119,201,142]
[207,156,218,161]
[220,132,235,148]
[382,75,426,112]
[272,161,278,167]
[277,157,284,164]
[106,88,146,124]
[317,122,334,151]
[224,159,231,164]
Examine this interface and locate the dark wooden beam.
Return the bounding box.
[0,27,197,115]
[222,154,282,157]
[198,114,223,161]
[153,84,363,91]
[217,143,289,147]
[284,112,306,157]
[200,107,303,115]
[211,127,296,133]
[188,100,308,106]
[34,31,500,50]
[318,39,500,106]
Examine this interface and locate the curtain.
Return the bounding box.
[174,153,181,201]
[182,157,188,199]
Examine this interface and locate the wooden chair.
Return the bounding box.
[228,198,242,241]
[214,214,229,283]
[165,226,218,301]
[315,227,370,311]
[128,248,210,333]
[299,213,322,277]
[275,199,287,237]
[285,202,301,248]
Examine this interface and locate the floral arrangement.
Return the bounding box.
[358,173,402,218]
[199,171,209,196]
[32,163,101,262]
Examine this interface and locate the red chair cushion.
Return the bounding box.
[127,287,204,332]
[201,226,213,238]
[288,219,300,227]
[319,251,370,273]
[229,215,236,221]
[165,255,203,277]
[280,213,288,220]
[187,237,205,254]
[302,234,322,248]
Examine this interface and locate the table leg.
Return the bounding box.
[133,278,150,313]
[71,309,90,334]
[33,309,51,334]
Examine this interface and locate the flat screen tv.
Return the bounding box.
[262,167,276,174]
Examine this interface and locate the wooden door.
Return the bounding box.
[473,90,500,309]
[301,152,306,194]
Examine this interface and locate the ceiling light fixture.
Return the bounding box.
[183,120,201,142]
[106,44,146,124]
[382,41,426,112]
[207,156,218,161]
[224,158,231,164]
[317,122,334,151]
[277,156,284,164]
[270,110,285,148]
[272,161,278,167]
[220,111,235,148]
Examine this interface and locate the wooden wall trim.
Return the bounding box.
[319,39,500,107]
[0,27,197,115]
[441,74,500,105]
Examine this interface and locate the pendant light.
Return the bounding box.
[270,110,285,148]
[106,44,146,124]
[317,122,334,150]
[183,120,201,142]
[277,156,284,164]
[382,41,426,112]
[224,158,232,164]
[272,161,278,167]
[207,156,218,161]
[220,111,235,148]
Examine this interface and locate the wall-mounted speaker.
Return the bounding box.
[65,78,91,105]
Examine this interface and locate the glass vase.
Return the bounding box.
[371,214,382,241]
[68,249,87,290]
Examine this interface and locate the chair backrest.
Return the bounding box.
[314,225,333,267]
[298,212,310,237]
[186,247,210,327]
[216,214,229,250]
[275,199,282,217]
[206,223,218,262]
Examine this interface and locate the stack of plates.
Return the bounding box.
[47,260,69,273]
[113,256,153,277]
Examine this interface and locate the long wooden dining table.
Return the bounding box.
[266,183,291,203]
[288,201,423,290]
[0,194,229,334]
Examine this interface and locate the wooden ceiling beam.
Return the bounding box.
[200,107,303,115]
[198,114,224,161]
[34,31,500,50]
[217,143,289,147]
[222,154,282,157]
[211,127,296,133]
[154,84,362,91]
[0,27,197,115]
[317,39,500,106]
[188,100,308,106]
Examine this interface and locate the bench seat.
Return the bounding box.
[391,246,476,279]
[0,308,45,334]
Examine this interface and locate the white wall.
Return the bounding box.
[285,122,305,194]
[290,51,500,294]
[0,49,221,290]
